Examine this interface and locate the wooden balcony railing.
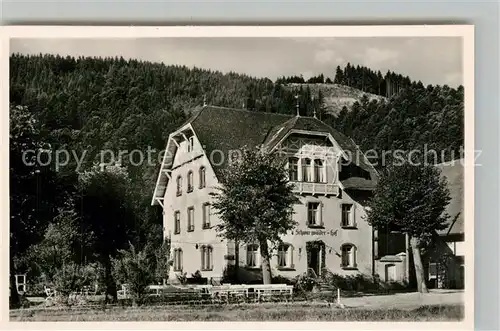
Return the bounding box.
[291,181,340,196]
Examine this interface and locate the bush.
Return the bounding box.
[319,268,407,292]
[272,275,294,285]
[53,263,99,296]
[153,239,171,284]
[294,274,319,292]
[52,263,100,306]
[186,270,207,285]
[175,272,188,285]
[221,265,237,284]
[25,275,49,297]
[111,243,156,306]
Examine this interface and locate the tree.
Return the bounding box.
[366,159,452,293]
[77,164,139,303]
[21,209,95,282]
[210,148,299,284]
[9,104,64,307]
[334,66,344,84]
[153,239,172,284]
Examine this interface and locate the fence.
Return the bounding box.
[39,283,343,308]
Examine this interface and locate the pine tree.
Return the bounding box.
[334,65,344,85]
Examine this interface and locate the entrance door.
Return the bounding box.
[385,264,396,282]
[308,247,319,276]
[306,241,325,277]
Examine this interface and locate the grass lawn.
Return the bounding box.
[10,303,463,321]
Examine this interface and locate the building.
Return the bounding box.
[426,158,465,289]
[151,104,379,284]
[372,158,465,289]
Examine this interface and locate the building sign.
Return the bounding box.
[292,229,338,236]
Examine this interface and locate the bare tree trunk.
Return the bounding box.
[103,258,117,304]
[259,240,272,284]
[410,236,429,293]
[234,240,240,284]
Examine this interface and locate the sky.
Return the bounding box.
[10,37,463,87]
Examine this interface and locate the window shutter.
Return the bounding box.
[340,205,344,227]
[353,246,357,268]
[352,204,357,227]
[210,247,213,270]
[257,245,261,267]
[201,246,205,270]
[319,201,324,226]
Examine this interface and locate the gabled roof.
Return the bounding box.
[191,106,293,174]
[436,158,464,235]
[152,106,379,204]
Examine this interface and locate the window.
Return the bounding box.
[174,211,181,234]
[341,244,357,268]
[429,262,438,280]
[199,166,206,188]
[314,159,325,183]
[288,157,299,181]
[187,171,194,193]
[302,158,312,182]
[173,248,183,271]
[307,202,322,227]
[187,136,194,152]
[201,245,213,271]
[277,244,294,269]
[176,176,182,196]
[341,204,355,227]
[187,207,194,232]
[246,244,259,267]
[202,203,211,229]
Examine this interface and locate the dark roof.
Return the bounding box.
[187,106,378,189]
[436,159,464,235]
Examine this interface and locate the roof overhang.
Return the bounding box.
[151,123,195,206]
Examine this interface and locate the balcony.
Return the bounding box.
[291,181,340,196]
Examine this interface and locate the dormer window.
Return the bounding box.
[187,136,194,152]
[302,158,312,182]
[314,159,326,183]
[288,157,299,181]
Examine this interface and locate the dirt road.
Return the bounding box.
[340,289,464,310]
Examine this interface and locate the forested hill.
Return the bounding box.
[283,83,385,116]
[10,53,464,169]
[9,53,464,280]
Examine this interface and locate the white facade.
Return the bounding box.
[158,127,374,283]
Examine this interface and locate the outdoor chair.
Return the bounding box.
[44,286,56,301]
